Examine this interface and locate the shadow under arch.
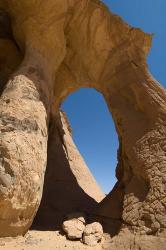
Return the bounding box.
[32,87,123,236]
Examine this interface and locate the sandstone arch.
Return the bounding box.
[0,0,166,238]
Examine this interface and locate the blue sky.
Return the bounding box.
[62,0,166,194]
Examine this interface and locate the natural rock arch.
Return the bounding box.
[61,87,118,194]
[0,0,166,238]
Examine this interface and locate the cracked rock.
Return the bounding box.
[62,213,86,240]
[83,222,103,246]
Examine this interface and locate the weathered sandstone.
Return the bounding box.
[62,213,86,240]
[0,0,166,249]
[83,222,103,246]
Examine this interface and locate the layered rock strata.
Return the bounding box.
[0,0,165,241]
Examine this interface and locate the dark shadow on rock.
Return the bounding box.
[32,113,98,231]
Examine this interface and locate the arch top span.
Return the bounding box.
[52,0,152,107]
[0,0,166,238]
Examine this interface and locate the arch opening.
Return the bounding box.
[33,87,122,235]
[61,88,119,194]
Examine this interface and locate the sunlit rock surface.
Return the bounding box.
[0,1,166,249]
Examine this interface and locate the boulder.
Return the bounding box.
[62,213,86,240]
[83,222,103,246]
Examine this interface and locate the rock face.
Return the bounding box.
[0,0,166,247]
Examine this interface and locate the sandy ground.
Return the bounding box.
[0,230,166,250]
[0,230,106,250]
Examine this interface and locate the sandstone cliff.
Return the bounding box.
[0,1,166,249]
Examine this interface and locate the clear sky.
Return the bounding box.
[62,0,166,194]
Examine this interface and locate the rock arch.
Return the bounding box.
[0,0,166,237]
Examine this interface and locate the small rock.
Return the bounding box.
[62,213,86,240]
[83,222,103,246]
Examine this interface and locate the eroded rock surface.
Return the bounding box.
[83,222,103,246]
[0,0,166,248]
[62,213,86,240]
